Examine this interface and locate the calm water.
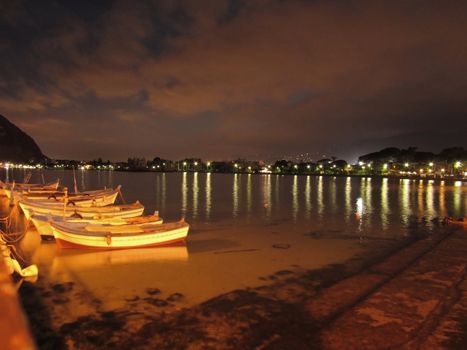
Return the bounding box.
[1,169,466,317]
[3,169,465,228]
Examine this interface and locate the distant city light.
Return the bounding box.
[404,163,409,167]
[429,162,434,167]
[454,161,462,168]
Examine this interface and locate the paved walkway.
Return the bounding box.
[306,226,467,349]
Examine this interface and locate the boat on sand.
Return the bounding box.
[19,200,144,220]
[50,218,189,250]
[31,213,163,239]
[14,186,121,208]
[0,179,60,196]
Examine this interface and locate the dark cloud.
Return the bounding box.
[0,0,466,161]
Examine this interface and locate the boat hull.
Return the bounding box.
[12,188,119,207]
[52,223,189,250]
[19,201,144,220]
[2,180,60,198]
[55,236,186,249]
[31,214,163,239]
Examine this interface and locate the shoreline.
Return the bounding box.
[4,167,466,184]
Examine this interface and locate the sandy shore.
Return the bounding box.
[19,224,458,350]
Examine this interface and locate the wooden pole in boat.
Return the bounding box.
[73,167,78,194]
[63,187,68,219]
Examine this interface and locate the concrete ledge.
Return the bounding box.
[0,260,35,350]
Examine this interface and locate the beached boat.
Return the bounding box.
[0,179,60,197]
[13,186,121,208]
[19,200,144,220]
[6,186,113,200]
[50,219,189,249]
[0,179,60,191]
[31,213,163,239]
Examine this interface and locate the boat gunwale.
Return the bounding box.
[51,220,189,237]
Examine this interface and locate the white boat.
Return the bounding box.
[0,179,60,197]
[50,219,189,250]
[31,213,163,239]
[14,186,121,208]
[7,186,114,200]
[19,200,144,220]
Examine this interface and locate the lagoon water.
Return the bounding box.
[1,169,466,323]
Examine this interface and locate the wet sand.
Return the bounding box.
[17,226,411,350]
[19,220,366,308]
[18,224,467,350]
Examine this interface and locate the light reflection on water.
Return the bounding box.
[233,173,239,218]
[381,178,389,230]
[206,173,211,219]
[317,175,324,217]
[292,175,298,222]
[246,174,252,217]
[181,172,187,217]
[193,172,199,219]
[305,176,311,220]
[2,170,465,231]
[345,176,352,224]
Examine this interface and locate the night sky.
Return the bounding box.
[1,0,466,162]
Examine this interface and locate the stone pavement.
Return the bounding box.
[308,226,467,349]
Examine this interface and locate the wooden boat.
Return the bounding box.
[19,200,144,220]
[50,219,189,250]
[0,179,60,197]
[31,213,163,239]
[14,186,121,208]
[6,186,113,200]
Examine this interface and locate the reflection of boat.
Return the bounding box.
[19,200,144,220]
[51,219,189,249]
[50,245,189,273]
[12,186,120,207]
[31,213,163,239]
[446,217,467,227]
